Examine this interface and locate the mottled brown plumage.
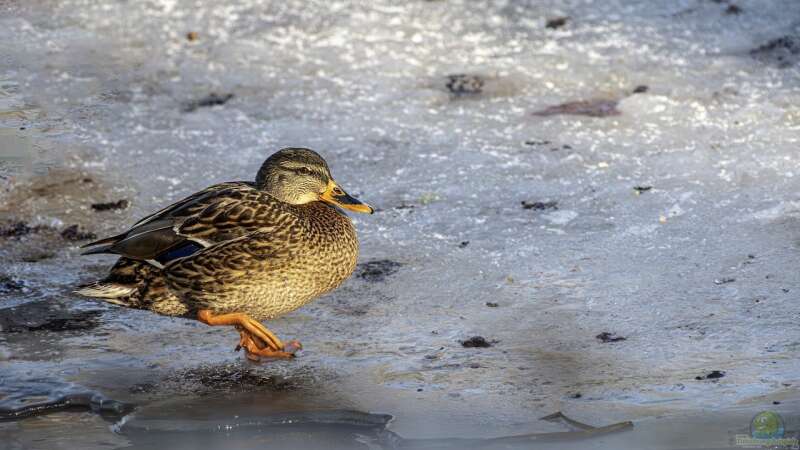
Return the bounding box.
[76,148,373,359]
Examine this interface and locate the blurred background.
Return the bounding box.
[1,0,799,448]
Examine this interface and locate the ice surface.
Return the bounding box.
[1,0,800,447]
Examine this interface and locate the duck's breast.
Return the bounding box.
[245,203,359,319]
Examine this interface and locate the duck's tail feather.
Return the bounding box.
[74,257,187,316]
[74,281,137,299]
[75,257,142,302]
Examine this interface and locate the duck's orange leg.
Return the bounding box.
[236,329,302,360]
[197,310,302,360]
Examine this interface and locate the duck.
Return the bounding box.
[76,147,373,360]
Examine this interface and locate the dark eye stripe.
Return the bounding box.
[284,165,328,180]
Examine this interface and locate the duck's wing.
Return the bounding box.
[81,182,298,266]
[130,181,249,228]
[163,228,298,305]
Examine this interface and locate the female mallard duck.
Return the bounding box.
[76,148,373,360]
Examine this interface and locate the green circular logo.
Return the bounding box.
[750,411,785,439]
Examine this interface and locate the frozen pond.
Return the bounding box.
[1,0,800,448]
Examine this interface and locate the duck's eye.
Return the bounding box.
[297,167,313,175]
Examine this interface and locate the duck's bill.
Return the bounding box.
[320,182,374,214]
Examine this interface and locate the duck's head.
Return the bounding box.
[255,147,373,214]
